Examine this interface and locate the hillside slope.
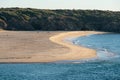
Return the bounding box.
[0,8,120,32]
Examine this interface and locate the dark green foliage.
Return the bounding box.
[0,8,120,32]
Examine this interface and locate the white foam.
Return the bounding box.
[97,48,118,60]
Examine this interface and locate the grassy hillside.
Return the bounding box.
[0,8,120,32]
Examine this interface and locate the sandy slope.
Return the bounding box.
[0,31,105,63]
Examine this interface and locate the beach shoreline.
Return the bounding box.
[0,31,106,63]
[50,31,106,62]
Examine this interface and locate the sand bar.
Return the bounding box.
[0,31,105,63]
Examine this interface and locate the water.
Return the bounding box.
[73,33,120,61]
[0,33,120,80]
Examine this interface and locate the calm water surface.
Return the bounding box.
[0,33,120,80]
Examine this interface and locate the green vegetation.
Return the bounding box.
[0,8,120,32]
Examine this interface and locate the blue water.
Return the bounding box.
[0,33,120,80]
[73,33,120,61]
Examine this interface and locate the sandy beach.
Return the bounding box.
[0,31,105,63]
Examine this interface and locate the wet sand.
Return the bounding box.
[0,31,105,63]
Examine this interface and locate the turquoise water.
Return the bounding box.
[73,33,120,61]
[0,34,120,80]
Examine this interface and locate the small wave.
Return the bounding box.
[96,48,118,60]
[86,34,94,37]
[87,44,92,47]
[54,58,100,64]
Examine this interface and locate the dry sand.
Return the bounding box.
[0,31,105,63]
